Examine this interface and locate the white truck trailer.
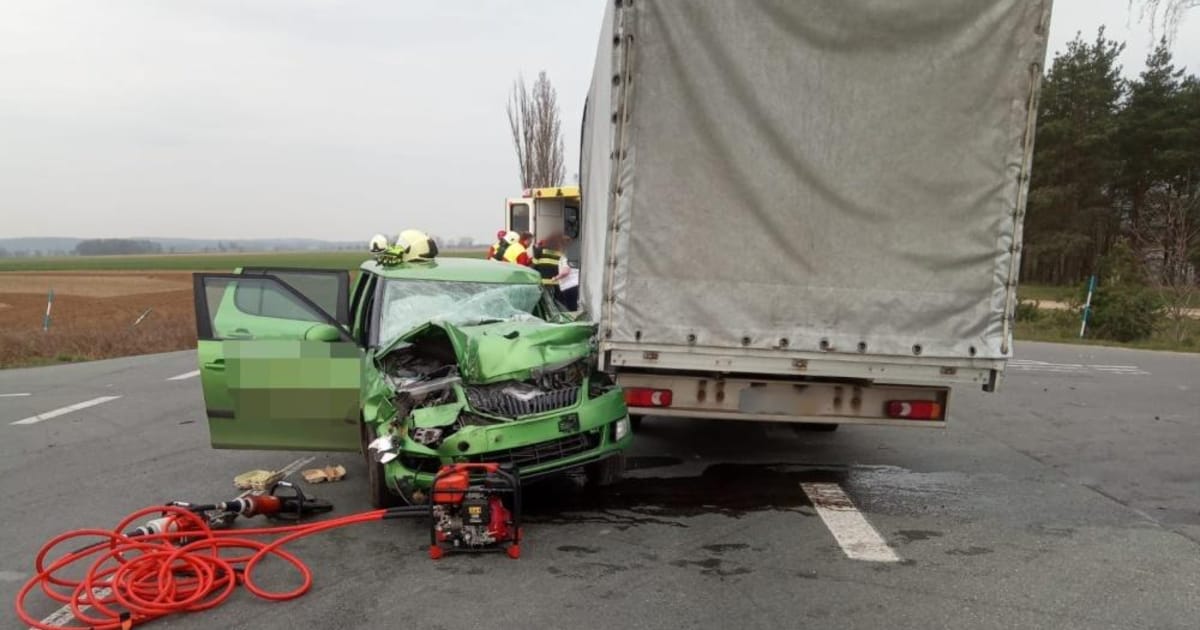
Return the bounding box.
[578,0,1053,428]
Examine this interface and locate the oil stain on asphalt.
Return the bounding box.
[521,459,847,528]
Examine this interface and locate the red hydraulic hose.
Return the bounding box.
[14,505,388,630]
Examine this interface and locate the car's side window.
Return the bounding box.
[234,281,319,322]
[237,269,350,324]
[199,275,342,341]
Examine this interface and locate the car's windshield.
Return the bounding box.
[377,279,542,348]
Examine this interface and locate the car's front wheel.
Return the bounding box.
[584,452,626,487]
[361,420,402,508]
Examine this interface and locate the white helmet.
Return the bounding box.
[368,233,389,253]
[395,229,439,262]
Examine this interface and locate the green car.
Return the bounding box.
[192,257,631,507]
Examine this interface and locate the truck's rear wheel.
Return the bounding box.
[361,421,402,508]
[629,415,644,432]
[584,452,625,487]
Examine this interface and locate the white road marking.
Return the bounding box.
[11,396,122,426]
[1007,359,1149,376]
[166,369,201,381]
[801,482,900,563]
[32,455,316,628]
[0,393,32,398]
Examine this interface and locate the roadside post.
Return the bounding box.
[1079,275,1097,338]
[42,289,54,332]
[132,308,153,328]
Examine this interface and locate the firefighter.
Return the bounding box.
[487,230,508,261]
[532,235,565,289]
[499,231,532,266]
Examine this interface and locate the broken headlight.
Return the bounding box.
[367,434,399,464]
[410,426,444,447]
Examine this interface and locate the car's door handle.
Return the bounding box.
[204,359,226,372]
[224,328,253,340]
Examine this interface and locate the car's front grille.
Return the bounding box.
[470,430,601,470]
[465,384,581,418]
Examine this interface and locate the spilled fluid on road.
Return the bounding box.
[520,458,849,526]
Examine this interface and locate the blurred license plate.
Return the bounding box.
[738,386,799,415]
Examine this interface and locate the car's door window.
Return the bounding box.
[195,274,350,341]
[239,268,350,325]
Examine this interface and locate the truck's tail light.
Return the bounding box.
[625,388,672,407]
[886,400,943,420]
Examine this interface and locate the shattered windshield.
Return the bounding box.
[377,279,542,348]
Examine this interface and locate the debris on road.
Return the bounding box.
[302,464,347,484]
[233,469,284,491]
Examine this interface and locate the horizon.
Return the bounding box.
[2,1,1198,243]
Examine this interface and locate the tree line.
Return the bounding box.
[1023,30,1199,290]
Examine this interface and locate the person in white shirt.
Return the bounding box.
[555,237,580,311]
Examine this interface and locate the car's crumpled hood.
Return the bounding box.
[441,320,594,384]
[378,319,596,386]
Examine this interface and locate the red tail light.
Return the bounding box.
[886,400,943,420]
[625,388,673,407]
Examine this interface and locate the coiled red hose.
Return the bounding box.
[14,505,387,630]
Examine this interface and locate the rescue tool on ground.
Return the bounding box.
[16,462,524,629]
[125,481,334,536]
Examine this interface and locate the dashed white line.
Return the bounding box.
[0,393,32,398]
[10,396,122,426]
[801,482,900,563]
[33,588,111,629]
[1007,360,1149,376]
[166,370,200,381]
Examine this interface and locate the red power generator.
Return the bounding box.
[429,463,522,560]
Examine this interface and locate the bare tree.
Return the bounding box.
[506,71,565,189]
[1132,0,1198,44]
[1137,180,1200,340]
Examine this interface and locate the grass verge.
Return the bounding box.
[1015,308,1199,353]
[0,249,486,272]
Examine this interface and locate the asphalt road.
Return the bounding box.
[1,342,1197,629]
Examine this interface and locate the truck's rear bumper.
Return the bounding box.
[618,372,949,428]
[603,343,1004,391]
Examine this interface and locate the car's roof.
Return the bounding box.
[360,256,541,284]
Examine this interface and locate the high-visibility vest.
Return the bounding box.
[501,242,530,266]
[532,247,563,284]
[489,238,508,261]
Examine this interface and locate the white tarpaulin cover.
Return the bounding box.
[581,0,1051,361]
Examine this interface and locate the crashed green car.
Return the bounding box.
[191,257,631,507]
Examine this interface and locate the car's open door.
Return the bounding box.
[193,270,361,451]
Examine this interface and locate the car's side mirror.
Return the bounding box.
[304,324,343,342]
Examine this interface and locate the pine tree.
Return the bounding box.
[1024,29,1127,284]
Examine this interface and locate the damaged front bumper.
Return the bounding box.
[363,319,631,492]
[383,388,630,490]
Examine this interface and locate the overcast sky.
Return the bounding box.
[2,1,1198,243]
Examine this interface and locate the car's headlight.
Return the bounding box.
[613,416,631,441]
